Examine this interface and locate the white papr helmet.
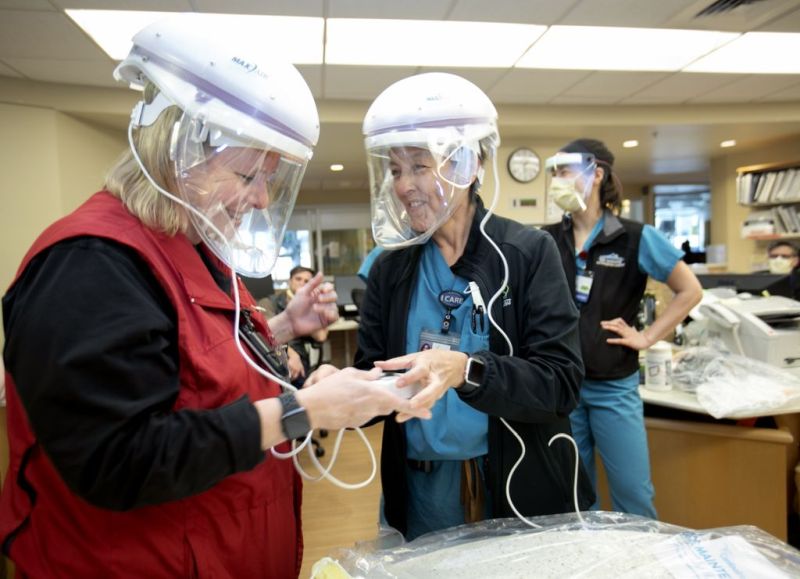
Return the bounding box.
[115,13,319,277]
[363,73,500,249]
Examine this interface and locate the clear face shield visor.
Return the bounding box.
[171,109,311,278]
[544,152,597,213]
[364,126,485,249]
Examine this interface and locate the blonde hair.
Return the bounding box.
[104,83,189,235]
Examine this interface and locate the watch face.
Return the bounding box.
[508,148,540,183]
[466,356,486,387]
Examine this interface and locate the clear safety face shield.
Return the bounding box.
[365,126,484,249]
[171,111,310,277]
[544,152,597,213]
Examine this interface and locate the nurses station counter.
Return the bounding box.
[598,386,800,541]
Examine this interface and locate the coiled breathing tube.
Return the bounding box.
[477,150,585,527]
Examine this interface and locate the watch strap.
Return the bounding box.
[278,392,311,440]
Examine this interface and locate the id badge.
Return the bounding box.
[419,329,461,352]
[575,270,593,304]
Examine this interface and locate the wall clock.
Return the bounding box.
[507,147,541,183]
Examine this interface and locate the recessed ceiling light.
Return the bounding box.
[326,19,546,67]
[66,10,324,63]
[330,164,344,172]
[623,140,639,148]
[516,26,737,71]
[720,140,737,148]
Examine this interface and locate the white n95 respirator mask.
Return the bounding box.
[549,177,587,212]
[545,152,597,214]
[768,256,794,274]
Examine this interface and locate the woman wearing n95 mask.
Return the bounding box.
[0,14,422,578]
[352,73,594,540]
[543,138,703,520]
[767,240,800,299]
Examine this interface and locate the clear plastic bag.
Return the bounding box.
[671,346,800,418]
[311,512,800,578]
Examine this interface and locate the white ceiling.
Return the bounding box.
[1,0,800,192]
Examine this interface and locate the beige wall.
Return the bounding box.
[0,103,127,343]
[491,142,657,226]
[710,135,800,273]
[56,113,127,213]
[0,104,62,302]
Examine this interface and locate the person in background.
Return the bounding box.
[0,15,424,577]
[767,240,800,300]
[543,138,703,519]
[272,265,330,384]
[320,72,594,541]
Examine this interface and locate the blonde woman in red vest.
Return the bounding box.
[0,15,424,578]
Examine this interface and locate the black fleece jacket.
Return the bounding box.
[355,199,595,536]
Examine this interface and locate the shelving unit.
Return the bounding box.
[737,159,800,240]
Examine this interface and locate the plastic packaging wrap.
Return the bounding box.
[311,512,800,578]
[671,346,800,418]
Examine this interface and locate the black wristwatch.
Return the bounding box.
[458,356,486,394]
[278,392,311,440]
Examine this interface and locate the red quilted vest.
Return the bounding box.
[0,192,302,578]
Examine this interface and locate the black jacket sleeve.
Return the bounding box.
[2,237,264,511]
[353,250,391,371]
[457,229,584,424]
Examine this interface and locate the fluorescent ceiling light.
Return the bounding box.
[720,140,737,148]
[326,19,546,67]
[684,32,800,74]
[623,140,639,148]
[516,26,738,71]
[67,10,167,60]
[330,164,344,171]
[66,10,324,64]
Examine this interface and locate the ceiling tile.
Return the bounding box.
[0,59,23,77]
[490,69,592,104]
[560,0,699,27]
[448,0,569,24]
[328,0,451,19]
[192,0,322,15]
[758,82,800,103]
[620,72,746,104]
[548,94,622,105]
[664,0,800,32]
[296,64,323,98]
[0,11,109,60]
[3,57,119,87]
[756,6,800,32]
[689,75,800,103]
[0,1,55,9]
[323,65,417,100]
[416,67,506,92]
[48,0,191,9]
[563,71,669,99]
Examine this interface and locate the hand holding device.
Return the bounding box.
[373,372,422,399]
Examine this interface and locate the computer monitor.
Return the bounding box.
[240,275,275,300]
[695,272,792,298]
[333,275,366,305]
[333,275,366,319]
